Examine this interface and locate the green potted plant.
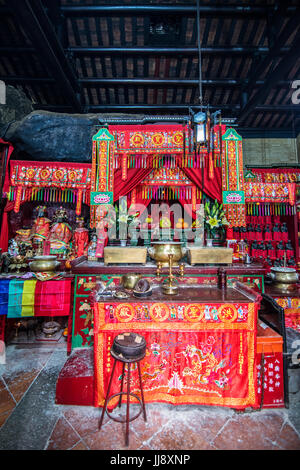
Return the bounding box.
[107,200,139,246]
[204,199,229,247]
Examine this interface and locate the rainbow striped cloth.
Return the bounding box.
[7,279,37,318]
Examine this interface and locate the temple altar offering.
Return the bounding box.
[103,246,147,265]
[73,217,89,258]
[48,207,72,258]
[148,241,187,267]
[29,255,60,273]
[188,246,233,265]
[87,232,98,261]
[31,206,51,253]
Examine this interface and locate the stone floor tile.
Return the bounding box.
[0,411,12,428]
[63,406,100,438]
[212,412,285,450]
[275,423,300,450]
[164,406,232,444]
[0,388,16,416]
[70,440,89,450]
[82,420,144,450]
[147,420,211,450]
[0,377,6,392]
[46,416,82,450]
[4,370,40,403]
[129,404,173,443]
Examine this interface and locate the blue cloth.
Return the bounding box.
[7,279,24,318]
[0,279,10,316]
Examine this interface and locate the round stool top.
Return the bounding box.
[111,332,146,362]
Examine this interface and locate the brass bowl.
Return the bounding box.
[121,273,142,290]
[270,267,299,284]
[148,242,187,267]
[29,256,60,272]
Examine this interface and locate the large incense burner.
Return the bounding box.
[148,241,187,267]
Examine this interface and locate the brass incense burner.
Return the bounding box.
[269,267,299,292]
[148,241,187,267]
[29,255,60,272]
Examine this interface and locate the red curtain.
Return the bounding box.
[0,139,15,196]
[113,167,153,202]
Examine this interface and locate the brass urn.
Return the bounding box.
[148,242,187,267]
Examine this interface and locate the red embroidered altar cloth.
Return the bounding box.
[94,285,260,410]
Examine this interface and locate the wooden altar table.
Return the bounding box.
[94,282,261,410]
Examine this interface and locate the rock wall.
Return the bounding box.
[0,85,33,128]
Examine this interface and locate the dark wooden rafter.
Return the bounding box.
[58,4,297,18]
[0,46,291,55]
[0,76,294,89]
[7,0,83,112]
[0,0,299,136]
[238,5,300,125]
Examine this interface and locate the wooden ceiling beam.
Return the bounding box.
[7,0,83,113]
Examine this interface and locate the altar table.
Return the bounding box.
[94,282,261,410]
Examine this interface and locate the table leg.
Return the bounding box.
[99,358,117,430]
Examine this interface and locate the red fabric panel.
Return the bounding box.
[0,201,15,252]
[0,139,15,196]
[34,278,72,316]
[183,166,222,203]
[113,167,152,202]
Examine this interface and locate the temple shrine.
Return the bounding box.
[0,0,299,452]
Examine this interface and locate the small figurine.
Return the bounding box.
[287,256,297,268]
[276,240,285,259]
[251,240,258,259]
[272,222,281,241]
[1,252,11,273]
[31,206,51,253]
[88,232,98,261]
[255,223,263,241]
[265,256,273,267]
[48,207,72,259]
[280,222,289,243]
[247,223,255,242]
[15,228,32,249]
[8,238,19,258]
[286,240,294,259]
[263,224,273,241]
[266,241,276,260]
[73,217,89,258]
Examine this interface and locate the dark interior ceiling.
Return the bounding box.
[0,0,300,138]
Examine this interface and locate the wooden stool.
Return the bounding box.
[98,332,147,446]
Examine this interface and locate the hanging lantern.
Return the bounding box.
[193,110,207,145]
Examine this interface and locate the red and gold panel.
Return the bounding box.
[94,300,259,410]
[274,297,300,333]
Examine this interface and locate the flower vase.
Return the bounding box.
[206,238,213,247]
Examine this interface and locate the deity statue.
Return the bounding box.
[31,206,51,253]
[73,217,89,258]
[48,207,72,258]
